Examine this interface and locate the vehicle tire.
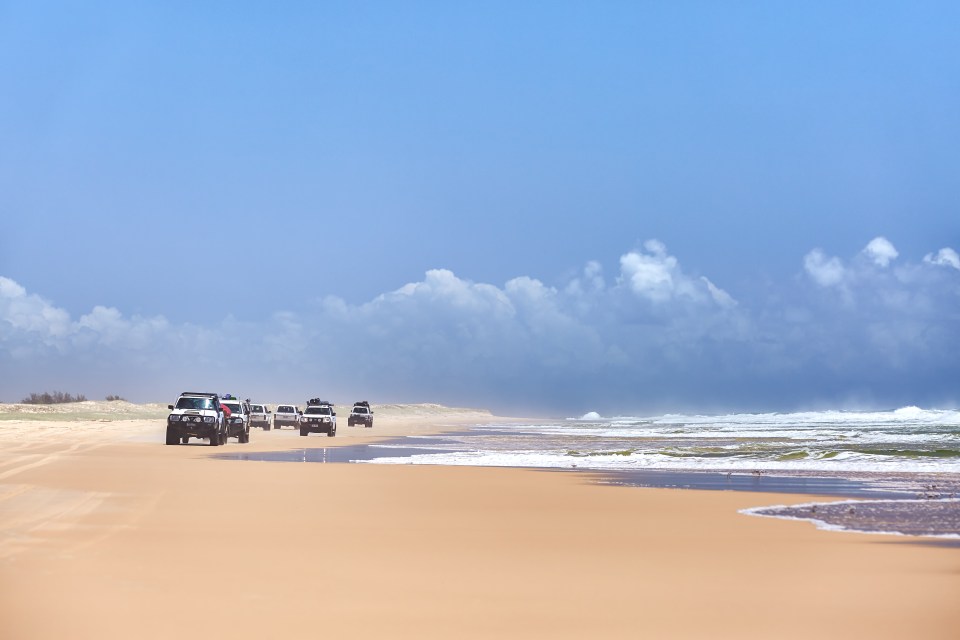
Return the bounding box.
[181,436,189,444]
[327,428,336,437]
[300,428,308,437]
[264,424,271,431]
[165,427,178,445]
[220,431,227,445]
[242,431,250,443]
[209,434,219,446]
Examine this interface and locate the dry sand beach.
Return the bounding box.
[1,402,958,639]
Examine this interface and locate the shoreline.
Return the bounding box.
[3,402,958,539]
[2,405,960,638]
[222,446,960,539]
[5,400,958,539]
[215,422,960,538]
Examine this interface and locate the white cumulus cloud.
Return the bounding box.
[862,236,899,267]
[0,276,72,341]
[923,247,960,270]
[2,237,958,412]
[803,249,847,287]
[618,240,735,306]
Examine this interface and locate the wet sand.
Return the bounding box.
[222,429,960,538]
[1,403,959,639]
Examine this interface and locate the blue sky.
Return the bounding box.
[2,2,958,414]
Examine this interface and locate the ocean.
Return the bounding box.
[363,406,960,475]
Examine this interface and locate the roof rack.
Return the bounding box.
[307,398,332,406]
[353,400,370,407]
[181,391,219,397]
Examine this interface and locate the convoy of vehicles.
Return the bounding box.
[300,398,337,437]
[348,401,374,428]
[164,395,373,445]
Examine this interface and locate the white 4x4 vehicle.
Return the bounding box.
[166,391,226,446]
[248,403,271,430]
[273,404,300,430]
[348,401,374,428]
[300,399,336,437]
[219,394,250,444]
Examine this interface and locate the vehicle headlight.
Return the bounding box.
[168,415,180,422]
[204,416,215,423]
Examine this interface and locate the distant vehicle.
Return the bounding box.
[165,391,226,446]
[248,403,271,430]
[300,398,337,437]
[220,394,251,443]
[347,401,374,428]
[273,404,300,430]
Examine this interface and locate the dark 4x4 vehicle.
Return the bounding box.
[347,401,374,428]
[166,391,227,446]
[300,398,336,437]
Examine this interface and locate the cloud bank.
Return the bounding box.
[3,238,958,414]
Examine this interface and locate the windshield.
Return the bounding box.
[352,407,368,414]
[277,406,294,413]
[250,405,264,412]
[305,406,331,415]
[175,397,214,410]
[223,403,241,413]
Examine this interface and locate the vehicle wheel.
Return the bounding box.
[165,427,179,445]
[209,434,219,446]
[264,424,271,431]
[241,431,249,444]
[220,431,227,445]
[327,428,336,437]
[300,428,308,437]
[181,436,189,444]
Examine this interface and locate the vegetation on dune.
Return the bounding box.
[20,391,88,404]
[14,392,127,405]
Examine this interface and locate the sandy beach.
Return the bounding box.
[1,402,958,639]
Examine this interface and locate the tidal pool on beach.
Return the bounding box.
[744,499,960,540]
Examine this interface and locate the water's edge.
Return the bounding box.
[217,439,960,539]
